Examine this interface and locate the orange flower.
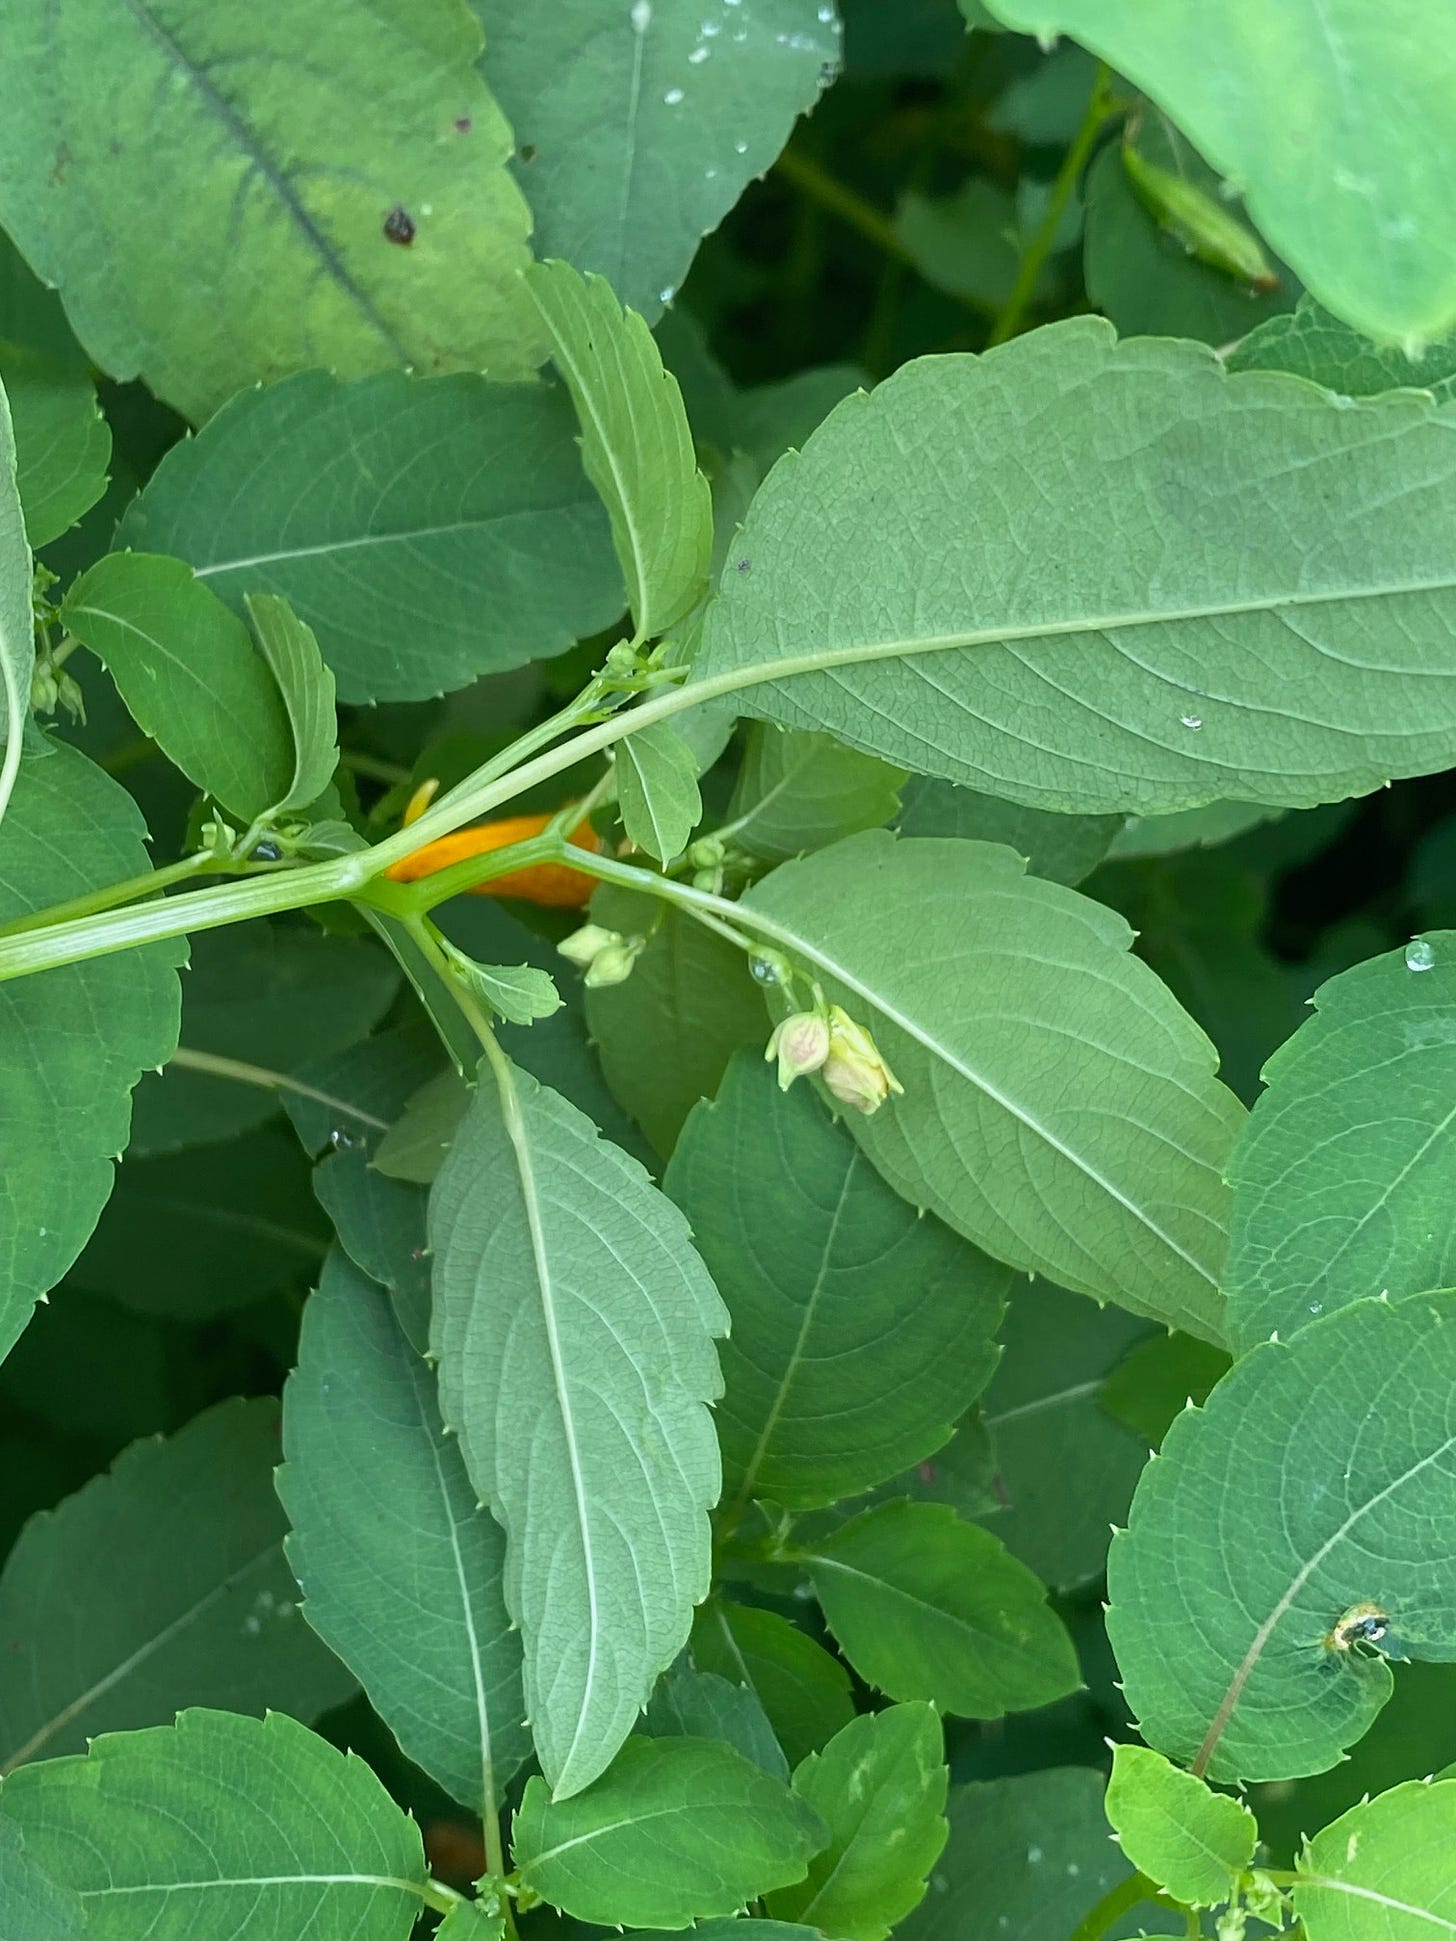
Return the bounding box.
[385,788,601,907]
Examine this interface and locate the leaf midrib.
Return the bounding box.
[732,1150,859,1510]
[1193,1424,1456,1775]
[493,1061,602,1787]
[116,0,406,362]
[535,284,653,634]
[737,903,1219,1301]
[0,1541,280,1773]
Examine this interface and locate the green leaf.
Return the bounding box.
[585,884,767,1158]
[1108,1290,1456,1784]
[897,1768,1182,1941]
[117,370,622,704]
[624,1927,819,1941]
[896,180,1055,313]
[690,1602,856,1770]
[285,1026,442,1353]
[617,720,704,861]
[1099,1331,1230,1448]
[0,1820,84,1941]
[896,777,1120,886]
[73,1122,329,1318]
[0,0,536,423]
[643,1661,788,1778]
[765,1704,949,1940]
[1224,936,1456,1354]
[475,0,839,322]
[373,1069,470,1185]
[438,1906,506,1941]
[130,924,398,1156]
[1229,294,1456,399]
[430,1061,726,1797]
[1294,1779,1456,1940]
[2,346,110,548]
[512,1736,827,1928]
[61,553,294,820]
[442,898,656,1167]
[982,1279,1152,1592]
[727,728,905,864]
[659,312,865,481]
[665,1051,1007,1510]
[0,1709,427,1940]
[243,595,338,816]
[1104,1744,1256,1908]
[0,374,32,831]
[0,743,183,1359]
[693,320,1456,815]
[0,1399,353,1773]
[799,1500,1080,1718]
[445,947,562,1028]
[743,833,1243,1340]
[1082,135,1294,348]
[529,261,711,642]
[1109,801,1281,861]
[279,1251,528,1812]
[992,0,1451,340]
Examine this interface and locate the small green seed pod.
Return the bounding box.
[1121,142,1278,292]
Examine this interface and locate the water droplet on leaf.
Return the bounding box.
[1406,939,1437,971]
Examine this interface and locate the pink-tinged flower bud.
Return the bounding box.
[765,1011,831,1091]
[822,1005,903,1114]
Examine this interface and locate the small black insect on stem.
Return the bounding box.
[383,206,416,247]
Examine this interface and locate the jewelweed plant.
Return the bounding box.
[2,2,1456,1938]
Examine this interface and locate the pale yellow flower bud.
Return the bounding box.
[583,938,644,988]
[764,1011,831,1091]
[557,923,623,969]
[822,1005,903,1114]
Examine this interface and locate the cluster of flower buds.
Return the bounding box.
[765,1002,902,1115]
[558,922,645,989]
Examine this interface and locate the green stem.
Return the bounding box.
[776,147,996,324]
[338,747,412,786]
[166,1046,391,1130]
[987,61,1117,348]
[0,848,219,938]
[0,621,1019,983]
[419,1876,468,1916]
[776,146,909,263]
[1068,1871,1169,1941]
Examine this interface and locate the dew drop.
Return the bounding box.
[659,287,675,304]
[701,18,720,33]
[663,86,685,104]
[734,138,749,154]
[329,1127,356,1150]
[688,42,710,62]
[243,1615,262,1637]
[749,953,783,986]
[630,0,652,29]
[818,1,835,16]
[1406,938,1437,971]
[1027,1847,1043,1865]
[1179,713,1203,730]
[1309,1300,1324,1315]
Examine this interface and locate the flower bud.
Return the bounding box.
[821,1005,903,1115]
[557,923,623,969]
[583,938,644,988]
[764,1011,831,1091]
